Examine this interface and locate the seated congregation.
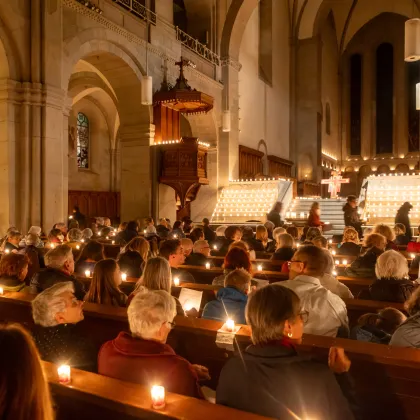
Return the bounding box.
[2,213,420,419]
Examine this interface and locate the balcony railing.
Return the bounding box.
[111,0,220,66]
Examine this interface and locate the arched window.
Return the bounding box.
[77,112,89,169]
[376,43,394,155]
[325,103,331,135]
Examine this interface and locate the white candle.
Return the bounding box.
[174,277,180,286]
[50,243,55,249]
[226,318,235,332]
[106,236,109,240]
[257,264,262,272]
[81,239,85,243]
[342,259,348,266]
[213,245,218,250]
[410,253,416,259]
[121,273,127,282]
[296,242,300,248]
[151,385,165,410]
[328,239,333,244]
[85,270,91,278]
[335,260,339,265]
[69,215,73,219]
[57,365,71,384]
[331,250,336,256]
[4,249,10,254]
[174,234,178,239]
[76,245,80,250]
[205,262,210,270]
[112,240,115,245]
[0,287,3,295]
[143,229,147,234]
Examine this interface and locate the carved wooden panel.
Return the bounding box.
[267,155,293,177]
[68,191,120,221]
[239,145,264,179]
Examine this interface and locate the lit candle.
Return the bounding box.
[76,245,80,250]
[4,249,10,254]
[151,385,165,410]
[121,273,127,282]
[328,239,333,244]
[106,236,109,240]
[69,215,73,219]
[335,260,339,265]
[213,245,218,250]
[174,277,180,286]
[57,365,71,384]
[205,262,210,270]
[342,259,348,266]
[174,233,178,239]
[143,229,147,234]
[98,232,101,236]
[81,239,85,243]
[331,250,336,256]
[257,264,262,272]
[85,270,91,278]
[112,240,115,245]
[50,243,55,249]
[0,287,3,295]
[184,303,193,311]
[410,253,416,259]
[225,318,235,332]
[296,242,300,248]
[332,270,337,276]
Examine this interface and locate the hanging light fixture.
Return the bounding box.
[222,110,231,132]
[141,7,153,105]
[405,18,420,61]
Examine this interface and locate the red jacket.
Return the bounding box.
[307,211,324,228]
[98,332,203,399]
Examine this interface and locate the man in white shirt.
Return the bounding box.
[279,245,349,337]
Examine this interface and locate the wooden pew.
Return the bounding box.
[44,361,268,420]
[1,292,420,419]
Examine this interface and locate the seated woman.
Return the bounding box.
[84,259,127,307]
[255,225,270,251]
[345,233,387,278]
[216,283,356,419]
[171,221,185,239]
[271,233,295,261]
[21,234,45,283]
[351,308,406,345]
[0,254,29,292]
[266,227,286,252]
[74,240,104,275]
[66,228,83,250]
[117,237,149,278]
[31,282,97,372]
[218,226,242,255]
[212,247,254,286]
[98,289,208,398]
[359,250,416,303]
[320,249,353,299]
[241,226,264,253]
[81,228,93,242]
[202,269,251,324]
[189,227,204,244]
[3,230,22,253]
[394,223,410,246]
[129,256,185,315]
[303,227,322,245]
[373,224,397,250]
[0,324,55,420]
[307,202,325,228]
[338,227,362,256]
[390,287,420,348]
[47,228,63,246]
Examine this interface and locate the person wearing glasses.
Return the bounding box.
[217,284,357,419]
[185,239,212,266]
[98,289,208,398]
[280,245,349,337]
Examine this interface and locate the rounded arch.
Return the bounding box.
[257,139,268,175]
[396,163,410,173]
[377,164,390,174]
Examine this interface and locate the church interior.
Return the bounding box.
[3,0,420,419]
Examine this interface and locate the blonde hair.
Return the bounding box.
[125,237,150,262]
[373,224,395,242]
[136,257,171,292]
[375,250,409,279]
[343,227,359,243]
[228,240,250,253]
[363,233,387,250]
[273,227,287,243]
[256,225,268,246]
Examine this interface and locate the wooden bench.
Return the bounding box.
[44,361,268,420]
[1,292,420,419]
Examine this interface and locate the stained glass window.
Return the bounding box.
[77,112,89,169]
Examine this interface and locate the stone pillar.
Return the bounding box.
[295,37,322,181]
[120,124,155,221]
[0,79,19,234]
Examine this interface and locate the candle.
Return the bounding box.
[143,229,147,234]
[296,242,300,248]
[226,318,235,332]
[69,215,73,219]
[57,365,71,384]
[76,245,80,250]
[410,253,416,259]
[342,259,348,266]
[4,249,10,254]
[106,236,109,240]
[300,212,304,218]
[151,385,165,410]
[331,250,336,256]
[85,270,91,278]
[205,262,210,269]
[112,240,115,245]
[81,239,85,243]
[328,239,333,244]
[213,245,218,250]
[121,273,127,282]
[257,264,262,272]
[0,287,3,295]
[174,277,180,286]
[332,270,337,276]
[335,260,339,265]
[184,303,193,311]
[50,243,55,249]
[174,234,178,239]
[98,232,101,237]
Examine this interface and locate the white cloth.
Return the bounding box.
[279,275,349,337]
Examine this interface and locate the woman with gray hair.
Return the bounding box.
[19,226,44,248]
[98,289,207,397]
[359,250,416,303]
[67,228,83,250]
[271,233,295,261]
[31,282,96,371]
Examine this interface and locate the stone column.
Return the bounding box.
[295,37,322,181]
[0,79,19,234]
[119,124,155,221]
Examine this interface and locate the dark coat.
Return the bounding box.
[117,250,144,278]
[156,225,170,239]
[243,237,264,252]
[115,229,138,245]
[171,267,196,284]
[350,325,391,345]
[343,203,362,235]
[4,242,18,253]
[218,238,234,256]
[185,252,209,267]
[202,287,247,324]
[203,226,216,243]
[0,275,26,292]
[395,210,412,241]
[30,268,86,300]
[216,342,356,420]
[75,260,97,276]
[98,332,203,398]
[358,277,416,303]
[271,247,295,261]
[73,211,87,230]
[267,210,283,228]
[32,323,97,372]
[395,234,410,246]
[345,248,382,278]
[338,242,361,256]
[20,245,44,284]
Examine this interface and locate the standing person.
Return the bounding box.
[307,202,325,228]
[202,218,216,243]
[267,202,284,228]
[0,324,55,420]
[343,195,363,238]
[395,202,413,242]
[71,206,87,229]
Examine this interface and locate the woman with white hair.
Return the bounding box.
[66,228,83,250]
[19,226,44,248]
[271,233,295,261]
[98,289,208,397]
[359,250,416,302]
[31,282,96,371]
